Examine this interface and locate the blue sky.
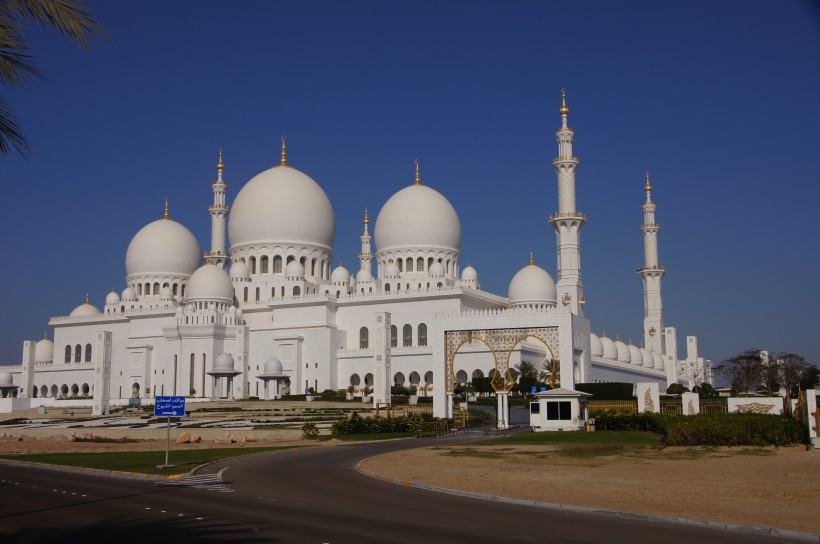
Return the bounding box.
[1,0,818,367]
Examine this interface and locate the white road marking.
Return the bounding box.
[160,469,234,493]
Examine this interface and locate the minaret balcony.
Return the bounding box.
[552,156,580,165]
[640,223,660,229]
[637,265,666,273]
[209,205,230,212]
[548,211,587,221]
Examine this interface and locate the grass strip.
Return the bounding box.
[321,432,416,441]
[0,446,300,476]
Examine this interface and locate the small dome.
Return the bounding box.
[105,290,121,305]
[70,298,102,318]
[640,347,653,368]
[615,340,631,364]
[601,335,617,359]
[375,183,461,254]
[285,261,305,278]
[229,261,250,279]
[0,371,12,386]
[186,263,234,303]
[214,352,235,371]
[126,217,201,278]
[384,262,400,277]
[263,357,284,374]
[590,333,603,357]
[628,344,643,365]
[35,337,54,362]
[159,287,173,300]
[508,262,557,307]
[461,265,477,281]
[122,287,137,301]
[356,268,373,282]
[429,261,445,276]
[330,264,350,283]
[651,350,664,370]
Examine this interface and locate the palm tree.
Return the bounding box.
[0,0,104,156]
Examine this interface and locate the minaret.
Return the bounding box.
[638,172,666,353]
[358,208,373,275]
[205,149,230,268]
[548,89,586,315]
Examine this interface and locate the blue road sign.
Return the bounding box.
[531,386,537,394]
[154,396,186,417]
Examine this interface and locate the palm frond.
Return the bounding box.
[0,94,30,157]
[2,0,106,50]
[0,18,44,86]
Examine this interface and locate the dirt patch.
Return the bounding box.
[360,443,820,534]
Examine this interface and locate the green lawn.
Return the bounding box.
[0,446,300,475]
[322,432,416,441]
[475,431,662,447]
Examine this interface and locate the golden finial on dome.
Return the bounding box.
[560,88,570,116]
[43,331,48,340]
[363,207,370,226]
[280,135,287,166]
[601,330,607,338]
[645,171,652,192]
[163,197,169,219]
[529,251,535,265]
[217,147,224,171]
[85,293,89,304]
[414,159,421,185]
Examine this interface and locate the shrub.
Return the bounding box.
[319,389,344,401]
[666,383,690,395]
[301,421,319,439]
[331,412,443,435]
[576,382,634,400]
[692,383,717,397]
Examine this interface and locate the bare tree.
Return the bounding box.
[715,349,763,396]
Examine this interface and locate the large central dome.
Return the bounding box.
[375,183,461,253]
[229,165,335,251]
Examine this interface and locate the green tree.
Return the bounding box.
[0,0,104,156]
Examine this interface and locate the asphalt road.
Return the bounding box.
[0,438,808,543]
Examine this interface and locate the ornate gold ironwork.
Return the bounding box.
[643,389,655,413]
[736,402,775,414]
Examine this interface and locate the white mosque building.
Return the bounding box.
[3,91,711,417]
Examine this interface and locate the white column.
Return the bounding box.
[20,340,36,399]
[92,332,112,416]
[372,312,392,407]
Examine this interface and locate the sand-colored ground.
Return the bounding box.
[361,443,820,534]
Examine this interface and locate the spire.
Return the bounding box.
[529,251,535,265]
[43,331,48,340]
[85,293,89,304]
[280,135,287,166]
[644,171,652,201]
[414,159,421,185]
[363,207,370,234]
[163,198,169,219]
[217,148,224,182]
[560,88,569,116]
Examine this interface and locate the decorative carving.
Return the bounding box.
[736,402,775,414]
[643,389,655,413]
[444,327,559,394]
[687,399,695,415]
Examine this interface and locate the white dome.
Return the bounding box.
[429,261,445,276]
[229,261,250,279]
[285,261,305,278]
[601,335,617,359]
[263,357,284,374]
[375,183,460,253]
[651,350,664,370]
[126,218,201,278]
[122,287,137,301]
[70,299,101,318]
[0,371,12,386]
[330,264,350,283]
[628,344,643,365]
[508,262,557,307]
[615,340,631,363]
[640,347,653,368]
[214,352,235,371]
[461,265,477,281]
[105,290,121,305]
[590,333,603,357]
[384,262,400,277]
[356,268,373,282]
[35,338,54,361]
[229,165,335,251]
[186,264,234,303]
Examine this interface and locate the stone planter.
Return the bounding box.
[362,395,371,403]
[305,395,315,402]
[409,395,418,405]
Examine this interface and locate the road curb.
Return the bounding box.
[0,458,188,480]
[355,461,820,543]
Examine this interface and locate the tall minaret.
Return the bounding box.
[358,208,373,275]
[638,172,666,353]
[206,149,230,268]
[548,89,586,315]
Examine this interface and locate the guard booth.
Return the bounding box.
[530,388,592,432]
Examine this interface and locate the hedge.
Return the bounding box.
[575,382,634,400]
[331,412,443,435]
[591,410,804,447]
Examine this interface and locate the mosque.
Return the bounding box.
[3,91,711,418]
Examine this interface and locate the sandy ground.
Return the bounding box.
[3,431,818,534]
[361,443,820,534]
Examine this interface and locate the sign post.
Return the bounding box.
[154,396,186,468]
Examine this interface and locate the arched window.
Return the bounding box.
[286,255,295,265]
[300,256,307,269]
[336,290,340,298]
[249,256,257,274]
[74,344,81,363]
[173,283,178,295]
[403,324,412,347]
[390,325,398,348]
[311,258,317,276]
[417,257,424,272]
[384,284,390,293]
[406,258,413,272]
[162,282,170,289]
[84,343,92,363]
[64,345,71,363]
[255,287,260,302]
[181,284,186,297]
[271,287,275,299]
[418,324,427,347]
[153,282,160,295]
[397,259,403,272]
[260,256,269,274]
[293,286,301,297]
[359,327,369,349]
[428,257,434,270]
[243,287,248,303]
[137,284,142,296]
[273,255,283,273]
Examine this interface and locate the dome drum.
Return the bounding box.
[377,250,459,279]
[230,247,331,281]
